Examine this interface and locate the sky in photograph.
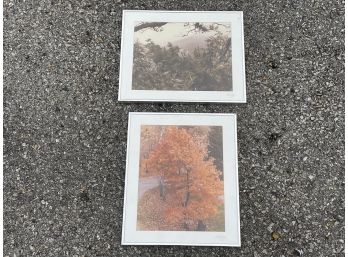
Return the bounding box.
[133,22,231,47]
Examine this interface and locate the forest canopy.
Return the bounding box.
[132,22,232,91]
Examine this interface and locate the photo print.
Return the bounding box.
[133,22,232,91]
[137,125,225,231]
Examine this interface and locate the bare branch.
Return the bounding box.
[134,22,168,32]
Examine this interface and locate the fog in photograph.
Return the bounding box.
[137,125,225,231]
[132,22,232,91]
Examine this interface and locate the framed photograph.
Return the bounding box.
[118,10,246,103]
[122,113,240,246]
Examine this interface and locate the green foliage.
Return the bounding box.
[132,33,232,91]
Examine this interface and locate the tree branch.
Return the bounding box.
[134,22,168,32]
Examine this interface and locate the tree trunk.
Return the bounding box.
[159,177,165,201]
[196,220,207,231]
[183,222,190,231]
[183,169,190,207]
[184,192,190,207]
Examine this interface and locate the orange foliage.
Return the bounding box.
[140,126,224,231]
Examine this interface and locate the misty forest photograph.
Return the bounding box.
[132,22,232,91]
[137,125,225,232]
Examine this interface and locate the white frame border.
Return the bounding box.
[118,10,246,103]
[122,113,241,247]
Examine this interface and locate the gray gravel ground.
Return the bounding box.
[4,0,344,256]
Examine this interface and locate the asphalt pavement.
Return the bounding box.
[4,1,344,256]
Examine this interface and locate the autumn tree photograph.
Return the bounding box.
[137,125,225,232]
[132,22,232,91]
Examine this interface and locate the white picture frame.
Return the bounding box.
[118,10,246,103]
[122,112,240,247]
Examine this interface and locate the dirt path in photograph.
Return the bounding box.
[138,176,160,198]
